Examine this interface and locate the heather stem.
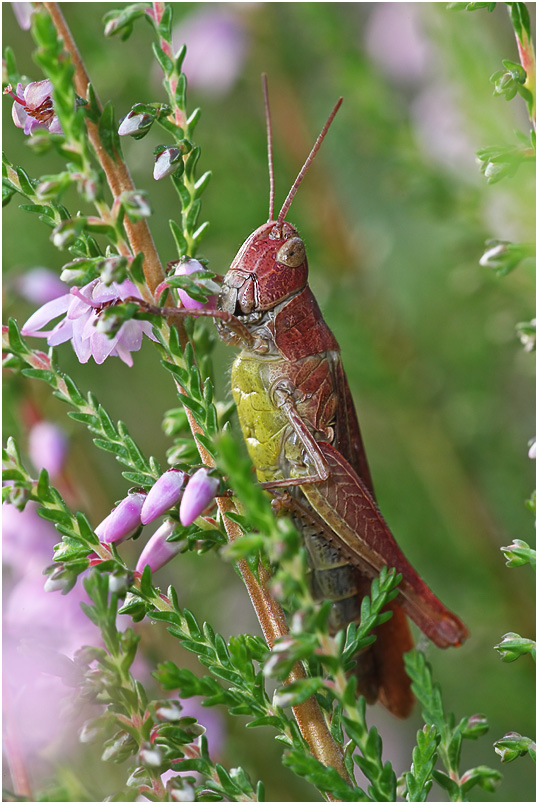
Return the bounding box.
[510,4,536,129]
[3,708,34,801]
[43,2,165,295]
[183,405,351,792]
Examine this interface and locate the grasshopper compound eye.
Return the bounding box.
[276,237,306,267]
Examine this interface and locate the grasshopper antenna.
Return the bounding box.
[277,96,343,226]
[262,74,275,222]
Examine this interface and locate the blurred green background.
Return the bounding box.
[3,2,535,801]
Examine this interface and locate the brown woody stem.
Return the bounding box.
[184,406,351,793]
[43,2,164,296]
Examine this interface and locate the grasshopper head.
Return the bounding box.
[218,220,308,317]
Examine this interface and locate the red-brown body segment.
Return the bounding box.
[218,219,468,718]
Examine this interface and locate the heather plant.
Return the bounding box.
[2,3,535,802]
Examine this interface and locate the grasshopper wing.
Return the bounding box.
[300,441,469,649]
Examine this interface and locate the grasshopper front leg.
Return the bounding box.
[117,297,257,350]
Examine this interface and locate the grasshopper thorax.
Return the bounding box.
[218,220,308,317]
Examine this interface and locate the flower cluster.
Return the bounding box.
[28,420,68,477]
[21,278,156,366]
[96,468,220,574]
[3,502,100,763]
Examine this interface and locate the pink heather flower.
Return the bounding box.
[153,146,183,181]
[156,258,212,310]
[12,2,34,30]
[2,501,58,573]
[3,570,99,764]
[28,421,68,477]
[364,4,430,84]
[136,520,181,574]
[13,267,69,305]
[5,571,97,657]
[141,469,187,524]
[411,86,476,173]
[172,9,247,97]
[21,278,156,366]
[98,491,147,544]
[5,79,63,136]
[179,468,219,526]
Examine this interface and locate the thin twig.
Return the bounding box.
[43,2,164,296]
[184,407,352,792]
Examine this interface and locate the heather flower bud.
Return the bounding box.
[51,219,82,249]
[12,2,34,30]
[155,702,183,722]
[171,783,196,802]
[170,258,208,309]
[44,574,68,593]
[126,766,152,788]
[153,146,183,181]
[494,732,534,763]
[141,469,187,524]
[517,318,536,352]
[139,745,162,767]
[120,190,152,220]
[118,111,153,137]
[179,468,220,526]
[60,264,93,284]
[101,731,137,762]
[273,689,296,708]
[100,491,146,544]
[109,571,129,596]
[99,255,129,285]
[36,174,72,200]
[501,539,535,568]
[494,632,536,662]
[462,713,489,739]
[79,720,102,744]
[528,438,536,459]
[490,61,526,101]
[479,242,509,269]
[136,520,181,574]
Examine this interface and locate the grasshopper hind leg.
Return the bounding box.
[352,575,415,719]
[285,496,415,718]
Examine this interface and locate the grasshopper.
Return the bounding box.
[139,82,468,717]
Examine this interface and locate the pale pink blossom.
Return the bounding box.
[5,79,63,136]
[156,258,213,310]
[118,110,152,136]
[2,501,57,573]
[179,468,219,526]
[11,2,34,30]
[153,146,183,181]
[172,9,247,97]
[13,267,69,305]
[136,520,182,574]
[141,469,187,524]
[28,421,68,477]
[21,278,156,366]
[364,4,430,84]
[97,491,147,544]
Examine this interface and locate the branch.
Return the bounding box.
[43,2,164,294]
